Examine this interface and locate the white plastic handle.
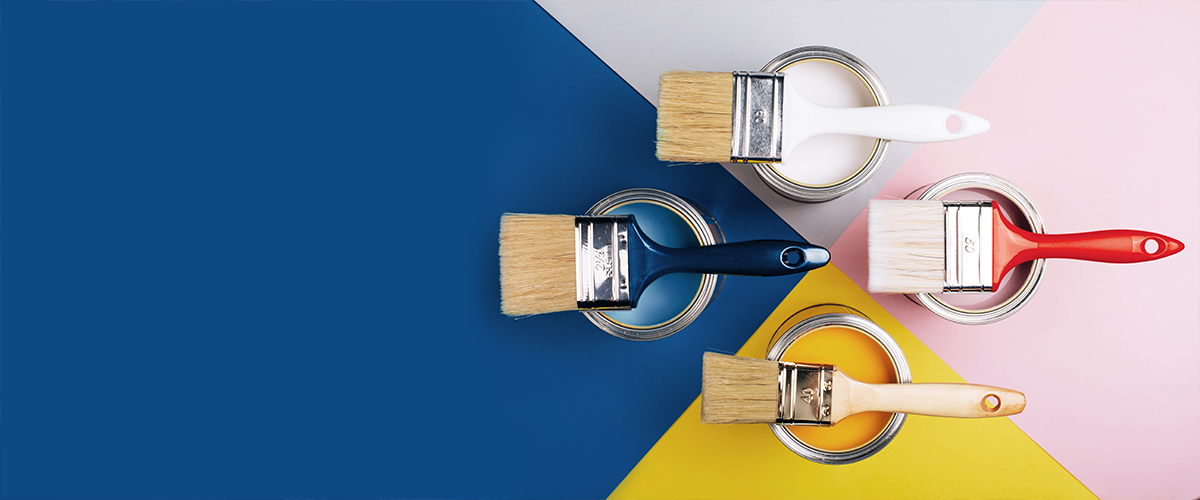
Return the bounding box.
[781,77,991,164]
[807,103,990,142]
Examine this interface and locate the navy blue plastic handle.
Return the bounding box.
[647,239,831,278]
[623,216,830,307]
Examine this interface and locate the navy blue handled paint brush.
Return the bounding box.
[500,213,829,317]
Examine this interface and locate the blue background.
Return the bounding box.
[1,2,809,498]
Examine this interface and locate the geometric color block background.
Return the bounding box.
[543,2,1199,499]
[829,4,1200,499]
[612,264,1094,500]
[2,2,1197,500]
[0,3,802,499]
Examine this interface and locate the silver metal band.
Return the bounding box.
[731,71,785,163]
[575,216,631,310]
[943,201,994,292]
[777,360,833,426]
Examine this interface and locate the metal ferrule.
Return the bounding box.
[943,201,994,293]
[731,72,785,163]
[777,360,834,426]
[575,216,631,310]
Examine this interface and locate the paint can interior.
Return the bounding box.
[904,172,1047,325]
[765,304,910,464]
[583,188,725,341]
[753,46,891,203]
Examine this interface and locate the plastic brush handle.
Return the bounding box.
[623,217,830,307]
[992,207,1185,287]
[647,240,830,277]
[804,103,992,143]
[782,76,990,152]
[1019,229,1185,263]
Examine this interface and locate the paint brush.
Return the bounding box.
[499,213,829,317]
[701,352,1025,425]
[655,71,990,164]
[868,200,1185,294]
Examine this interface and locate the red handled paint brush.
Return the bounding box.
[868,200,1184,294]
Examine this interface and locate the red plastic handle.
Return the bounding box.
[1027,230,1183,262]
[992,208,1184,286]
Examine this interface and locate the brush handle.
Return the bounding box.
[1014,229,1184,263]
[804,103,992,143]
[648,240,830,277]
[991,207,1185,287]
[783,77,990,149]
[849,381,1026,419]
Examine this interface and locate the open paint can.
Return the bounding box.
[765,304,910,464]
[753,46,891,202]
[583,188,725,341]
[904,172,1048,325]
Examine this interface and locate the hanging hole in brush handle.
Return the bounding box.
[945,115,962,133]
[782,247,804,267]
[981,394,1001,413]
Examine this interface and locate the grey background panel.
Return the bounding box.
[536,0,1043,246]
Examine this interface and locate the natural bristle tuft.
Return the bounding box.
[499,213,576,316]
[656,71,734,163]
[868,200,945,293]
[701,352,778,424]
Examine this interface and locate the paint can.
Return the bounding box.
[753,46,891,202]
[765,304,910,464]
[583,188,725,341]
[904,172,1047,325]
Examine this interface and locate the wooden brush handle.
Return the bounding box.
[851,382,1026,419]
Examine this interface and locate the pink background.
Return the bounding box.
[831,2,1200,499]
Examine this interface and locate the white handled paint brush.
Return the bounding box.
[656,71,990,164]
[867,200,1186,294]
[500,213,829,317]
[701,352,1025,425]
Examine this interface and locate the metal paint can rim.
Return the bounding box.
[765,306,911,465]
[753,46,892,203]
[907,172,1048,325]
[582,188,726,341]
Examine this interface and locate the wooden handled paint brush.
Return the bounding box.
[499,213,829,317]
[701,352,1025,425]
[868,200,1185,294]
[656,71,990,164]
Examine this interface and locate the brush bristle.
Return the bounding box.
[868,200,946,293]
[701,352,778,424]
[656,71,733,163]
[499,213,577,316]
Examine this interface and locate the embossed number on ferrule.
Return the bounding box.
[731,72,784,163]
[589,243,613,279]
